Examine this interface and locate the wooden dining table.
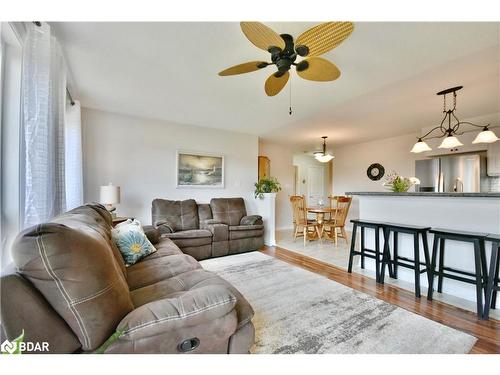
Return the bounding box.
[307,206,337,241]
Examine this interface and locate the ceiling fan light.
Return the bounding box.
[410,139,432,153]
[316,154,334,163]
[472,129,499,144]
[438,135,463,149]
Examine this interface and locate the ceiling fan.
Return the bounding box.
[218,22,354,96]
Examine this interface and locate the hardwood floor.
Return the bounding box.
[260,245,500,354]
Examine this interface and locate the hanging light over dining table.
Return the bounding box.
[314,136,334,162]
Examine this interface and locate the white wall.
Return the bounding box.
[333,133,421,225]
[82,108,259,224]
[258,141,294,230]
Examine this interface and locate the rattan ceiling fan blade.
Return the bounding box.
[296,22,354,57]
[264,71,289,96]
[240,22,286,52]
[218,61,268,76]
[296,57,340,81]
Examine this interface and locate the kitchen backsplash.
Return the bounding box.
[484,175,500,192]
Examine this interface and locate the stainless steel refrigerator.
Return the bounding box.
[415,152,486,193]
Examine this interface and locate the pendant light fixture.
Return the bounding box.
[314,136,334,163]
[410,86,499,153]
[472,127,500,144]
[438,134,464,149]
[410,138,432,153]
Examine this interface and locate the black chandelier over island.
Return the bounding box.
[411,86,499,153]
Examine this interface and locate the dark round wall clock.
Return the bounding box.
[367,163,385,181]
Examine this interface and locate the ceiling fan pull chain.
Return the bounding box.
[289,76,293,115]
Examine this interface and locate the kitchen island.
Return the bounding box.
[345,191,500,304]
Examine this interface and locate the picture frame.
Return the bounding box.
[176,151,225,188]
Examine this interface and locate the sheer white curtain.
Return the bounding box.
[21,22,82,228]
[64,100,83,210]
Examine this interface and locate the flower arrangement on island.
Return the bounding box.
[383,171,420,192]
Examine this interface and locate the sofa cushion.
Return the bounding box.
[51,204,127,278]
[163,229,212,239]
[210,198,247,226]
[130,269,254,329]
[142,238,183,260]
[152,199,199,232]
[142,225,161,244]
[126,253,201,291]
[130,269,222,306]
[198,203,213,222]
[163,229,213,248]
[12,223,134,352]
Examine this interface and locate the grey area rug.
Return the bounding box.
[200,252,477,354]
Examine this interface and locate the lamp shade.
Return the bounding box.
[472,129,499,144]
[315,154,334,163]
[438,135,463,149]
[99,183,121,205]
[410,139,432,153]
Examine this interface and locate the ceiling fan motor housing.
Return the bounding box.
[270,34,298,72]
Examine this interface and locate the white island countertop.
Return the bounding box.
[346,191,500,198]
[346,192,500,305]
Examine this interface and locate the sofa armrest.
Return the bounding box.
[105,285,237,353]
[154,220,174,235]
[200,219,222,226]
[240,215,263,226]
[201,220,228,242]
[142,225,160,244]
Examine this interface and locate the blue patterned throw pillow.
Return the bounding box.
[112,219,156,266]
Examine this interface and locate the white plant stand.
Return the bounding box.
[255,192,276,246]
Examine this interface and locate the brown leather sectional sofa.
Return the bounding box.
[1,203,255,353]
[152,197,264,260]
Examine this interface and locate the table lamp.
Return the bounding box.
[99,183,121,217]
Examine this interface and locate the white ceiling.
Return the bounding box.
[52,22,500,151]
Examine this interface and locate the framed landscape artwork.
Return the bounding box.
[176,151,224,188]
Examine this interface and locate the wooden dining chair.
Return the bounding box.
[290,195,322,246]
[290,194,305,235]
[324,196,352,245]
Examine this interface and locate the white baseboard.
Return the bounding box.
[276,226,294,231]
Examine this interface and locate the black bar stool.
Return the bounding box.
[427,228,488,319]
[348,219,393,283]
[484,234,500,320]
[379,223,431,298]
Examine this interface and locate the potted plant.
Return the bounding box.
[254,177,282,199]
[383,171,420,192]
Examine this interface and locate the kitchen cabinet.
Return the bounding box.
[487,142,500,176]
[258,156,270,180]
